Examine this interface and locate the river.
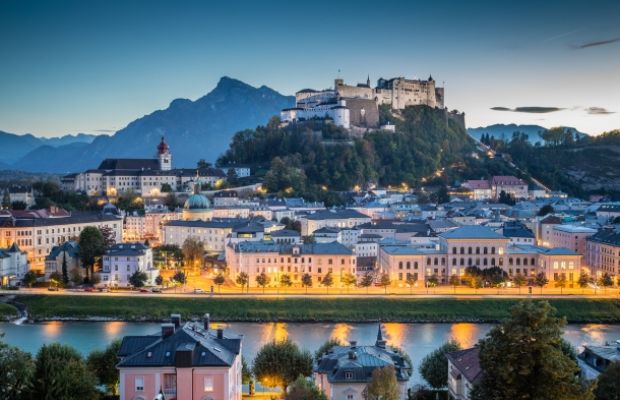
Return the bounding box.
[1,321,619,385]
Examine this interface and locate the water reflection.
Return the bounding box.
[449,323,480,348]
[383,323,406,348]
[104,321,125,337]
[330,323,352,343]
[42,321,62,338]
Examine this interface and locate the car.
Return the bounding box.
[47,286,59,291]
[83,287,95,292]
[150,287,162,293]
[139,288,149,293]
[193,288,205,294]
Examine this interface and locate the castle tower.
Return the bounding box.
[157,136,172,171]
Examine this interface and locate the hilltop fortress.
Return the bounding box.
[281,75,461,130]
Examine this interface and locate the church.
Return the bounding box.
[62,137,226,196]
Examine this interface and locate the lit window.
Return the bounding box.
[204,376,214,392]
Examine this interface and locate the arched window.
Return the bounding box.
[483,247,488,254]
[468,247,472,254]
[491,247,496,254]
[460,247,465,254]
[476,247,480,254]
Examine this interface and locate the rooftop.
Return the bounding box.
[439,225,505,240]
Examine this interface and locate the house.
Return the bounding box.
[299,209,371,236]
[117,314,243,400]
[44,240,81,279]
[314,326,412,400]
[446,347,482,400]
[578,340,620,380]
[100,243,158,287]
[0,243,28,286]
[586,227,620,280]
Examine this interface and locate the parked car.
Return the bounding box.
[150,287,162,293]
[83,287,95,292]
[193,288,205,294]
[139,288,149,293]
[47,286,59,291]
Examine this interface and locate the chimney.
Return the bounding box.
[350,340,357,349]
[348,350,356,360]
[217,328,224,339]
[171,313,181,328]
[161,323,175,338]
[203,313,210,331]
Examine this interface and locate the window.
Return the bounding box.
[203,376,214,391]
[345,371,353,380]
[135,376,144,391]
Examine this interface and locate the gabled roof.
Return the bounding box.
[304,209,370,221]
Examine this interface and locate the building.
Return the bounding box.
[5,186,35,207]
[535,215,563,246]
[500,221,536,245]
[595,203,620,222]
[314,325,412,400]
[280,99,351,129]
[123,210,181,245]
[461,180,492,201]
[0,208,122,272]
[299,209,371,236]
[586,227,620,280]
[490,176,528,200]
[182,185,213,221]
[100,242,158,287]
[270,229,302,245]
[447,347,482,400]
[0,243,28,286]
[117,314,242,400]
[578,341,620,380]
[163,218,256,254]
[212,191,239,207]
[44,240,81,279]
[225,241,356,287]
[550,224,596,254]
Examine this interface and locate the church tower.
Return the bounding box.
[157,136,172,171]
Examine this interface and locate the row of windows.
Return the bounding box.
[452,246,497,255]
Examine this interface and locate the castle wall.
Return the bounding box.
[344,98,380,128]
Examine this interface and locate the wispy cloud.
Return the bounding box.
[586,107,615,115]
[491,106,563,114]
[573,37,620,49]
[94,128,116,133]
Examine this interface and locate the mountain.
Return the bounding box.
[9,77,294,173]
[468,124,587,145]
[0,131,97,165]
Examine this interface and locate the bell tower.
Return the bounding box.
[157,136,172,171]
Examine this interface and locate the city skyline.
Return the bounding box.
[1,0,619,137]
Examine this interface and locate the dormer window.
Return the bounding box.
[345,371,353,380]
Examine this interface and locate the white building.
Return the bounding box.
[299,209,371,236]
[280,100,351,129]
[100,243,157,287]
[0,243,28,286]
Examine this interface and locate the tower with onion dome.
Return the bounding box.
[156,136,172,171]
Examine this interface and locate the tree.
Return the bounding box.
[301,273,312,293]
[314,339,343,361]
[594,362,620,400]
[241,356,252,384]
[285,375,327,400]
[86,340,121,395]
[256,272,268,293]
[182,237,204,270]
[379,272,391,294]
[48,271,64,288]
[513,273,527,294]
[555,273,567,294]
[405,272,418,294]
[155,275,164,286]
[470,301,593,400]
[61,252,69,285]
[535,272,549,294]
[160,183,172,192]
[197,159,212,169]
[22,270,37,288]
[427,274,439,288]
[419,340,462,390]
[341,272,356,293]
[321,272,334,293]
[236,272,249,292]
[31,343,98,400]
[280,274,293,290]
[253,339,313,390]
[0,340,34,400]
[70,268,83,286]
[1,190,10,209]
[99,225,116,248]
[359,272,374,294]
[11,201,28,210]
[498,190,515,205]
[366,365,400,400]
[538,204,555,216]
[213,274,225,292]
[578,272,590,293]
[449,274,460,294]
[598,273,614,292]
[172,271,186,285]
[164,192,179,211]
[128,271,148,288]
[78,226,105,280]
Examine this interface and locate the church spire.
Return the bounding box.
[376,324,386,348]
[367,74,371,87]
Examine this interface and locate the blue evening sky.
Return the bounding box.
[1,0,619,136]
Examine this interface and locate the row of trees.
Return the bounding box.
[0,338,120,400]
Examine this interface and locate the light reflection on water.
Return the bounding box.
[1,321,618,385]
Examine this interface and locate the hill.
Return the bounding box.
[218,105,481,202]
[8,77,294,173]
[468,123,587,145]
[0,131,96,165]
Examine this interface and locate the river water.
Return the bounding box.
[1,321,619,385]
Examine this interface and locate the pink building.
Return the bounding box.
[117,314,242,400]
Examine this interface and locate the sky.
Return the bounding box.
[1,0,619,137]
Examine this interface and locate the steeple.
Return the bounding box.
[157,136,172,171]
[367,74,371,87]
[376,324,386,348]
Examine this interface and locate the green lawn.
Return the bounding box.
[0,303,18,320]
[16,295,620,323]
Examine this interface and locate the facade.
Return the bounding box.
[162,219,251,254]
[0,209,122,272]
[225,241,356,287]
[6,186,35,207]
[461,180,492,200]
[100,243,158,287]
[314,326,412,400]
[490,176,529,200]
[447,347,482,400]
[586,227,620,280]
[299,209,371,236]
[117,314,242,400]
[550,224,596,254]
[123,211,181,245]
[44,240,81,279]
[0,243,28,286]
[280,100,351,129]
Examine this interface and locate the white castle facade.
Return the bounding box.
[281,75,446,129]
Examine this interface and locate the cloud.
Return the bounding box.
[490,106,563,114]
[94,128,116,133]
[573,37,620,49]
[586,107,615,115]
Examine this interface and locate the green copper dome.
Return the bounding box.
[184,193,210,210]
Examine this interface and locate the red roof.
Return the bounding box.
[491,175,525,186]
[157,136,170,155]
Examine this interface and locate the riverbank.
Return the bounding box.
[10,295,620,323]
[0,303,18,321]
